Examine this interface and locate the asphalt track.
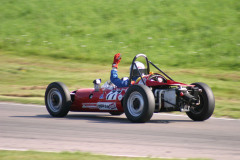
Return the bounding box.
[0,102,239,160]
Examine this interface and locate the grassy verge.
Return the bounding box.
[0,150,210,160]
[0,0,239,70]
[0,53,239,118]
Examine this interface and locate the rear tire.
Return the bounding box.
[123,85,155,123]
[45,82,72,117]
[186,82,215,121]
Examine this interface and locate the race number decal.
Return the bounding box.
[106,90,122,100]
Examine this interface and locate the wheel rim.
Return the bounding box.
[47,88,63,112]
[127,91,144,117]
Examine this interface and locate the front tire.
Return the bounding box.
[45,82,72,117]
[186,82,215,121]
[123,85,155,123]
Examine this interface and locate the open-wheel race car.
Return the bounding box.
[45,54,215,123]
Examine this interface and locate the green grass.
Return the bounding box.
[0,150,210,160]
[0,0,239,70]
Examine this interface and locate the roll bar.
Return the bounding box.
[128,54,150,85]
[128,54,173,86]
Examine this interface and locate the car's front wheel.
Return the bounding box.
[45,82,72,117]
[123,85,155,123]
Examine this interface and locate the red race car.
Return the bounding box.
[45,54,215,123]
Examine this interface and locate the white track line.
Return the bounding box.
[157,113,240,121]
[0,102,44,108]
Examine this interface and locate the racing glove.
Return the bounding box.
[112,53,122,69]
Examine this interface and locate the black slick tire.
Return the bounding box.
[186,82,215,121]
[45,82,72,117]
[123,84,155,123]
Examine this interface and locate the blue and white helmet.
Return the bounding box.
[130,61,147,77]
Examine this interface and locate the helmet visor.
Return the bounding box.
[132,68,148,77]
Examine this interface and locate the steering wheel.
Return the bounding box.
[148,73,167,83]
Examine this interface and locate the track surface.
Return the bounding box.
[0,102,239,160]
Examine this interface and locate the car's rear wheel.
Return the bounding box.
[45,82,72,117]
[123,85,155,123]
[186,82,215,121]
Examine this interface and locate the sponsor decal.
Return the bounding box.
[97,102,117,110]
[106,90,122,100]
[118,94,123,101]
[82,103,98,109]
[99,94,104,99]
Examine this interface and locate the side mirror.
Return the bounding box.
[93,79,101,92]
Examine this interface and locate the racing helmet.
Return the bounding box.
[130,61,147,77]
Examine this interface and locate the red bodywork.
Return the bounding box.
[70,74,193,113]
[70,88,127,112]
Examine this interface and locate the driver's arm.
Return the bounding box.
[110,69,129,88]
[110,53,129,88]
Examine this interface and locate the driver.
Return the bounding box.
[110,53,146,88]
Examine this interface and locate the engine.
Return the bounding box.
[154,86,199,112]
[154,89,176,111]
